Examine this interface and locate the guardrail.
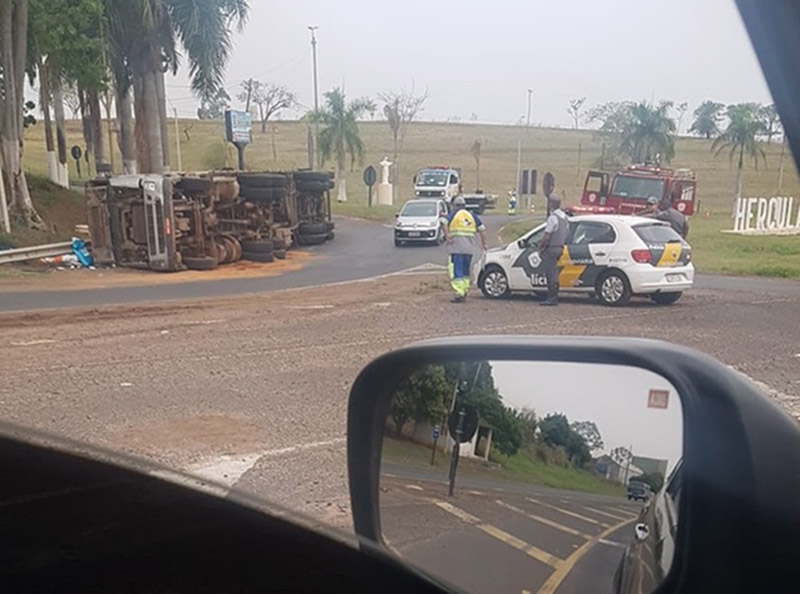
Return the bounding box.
[0,241,75,265]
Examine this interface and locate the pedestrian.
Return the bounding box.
[538,194,570,306]
[650,195,689,238]
[441,196,488,303]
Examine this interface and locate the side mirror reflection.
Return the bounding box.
[379,360,683,594]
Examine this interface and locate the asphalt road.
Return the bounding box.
[380,472,641,594]
[5,212,799,313]
[0,214,516,313]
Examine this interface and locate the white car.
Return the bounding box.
[478,215,694,306]
[394,199,448,246]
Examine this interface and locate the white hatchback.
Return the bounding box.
[478,215,694,306]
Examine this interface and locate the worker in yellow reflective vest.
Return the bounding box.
[440,196,488,303]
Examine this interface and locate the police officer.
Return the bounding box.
[538,194,569,306]
[441,196,488,303]
[653,196,689,239]
[507,190,518,215]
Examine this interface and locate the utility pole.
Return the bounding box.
[0,158,10,234]
[308,26,320,169]
[173,107,182,172]
[526,89,533,127]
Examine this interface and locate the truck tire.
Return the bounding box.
[272,238,287,250]
[240,239,273,254]
[183,256,217,271]
[274,249,286,260]
[326,231,335,241]
[298,222,328,235]
[299,232,327,246]
[242,251,275,263]
[240,187,287,202]
[237,173,287,189]
[325,221,335,232]
[295,180,331,194]
[293,171,330,184]
[176,177,213,193]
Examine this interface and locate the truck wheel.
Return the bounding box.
[326,231,335,241]
[240,239,273,254]
[293,171,331,184]
[480,265,510,299]
[183,256,217,271]
[272,238,287,250]
[597,271,632,306]
[325,221,335,232]
[240,187,286,202]
[176,177,213,193]
[295,180,330,193]
[242,251,275,263]
[274,249,286,260]
[298,222,328,235]
[237,173,287,189]
[300,232,327,246]
[651,292,683,305]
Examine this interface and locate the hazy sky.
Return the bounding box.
[491,361,683,472]
[166,0,773,127]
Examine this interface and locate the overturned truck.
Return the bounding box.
[86,170,335,272]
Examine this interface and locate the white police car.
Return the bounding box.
[478,214,694,306]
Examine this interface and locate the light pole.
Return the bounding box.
[308,26,320,169]
[526,89,533,127]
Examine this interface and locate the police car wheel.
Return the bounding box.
[480,266,510,299]
[651,292,683,305]
[597,271,631,306]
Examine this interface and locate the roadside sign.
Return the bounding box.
[363,165,377,186]
[648,389,670,409]
[432,425,441,440]
[448,405,478,443]
[519,169,537,195]
[363,165,377,207]
[224,110,253,145]
[71,145,83,177]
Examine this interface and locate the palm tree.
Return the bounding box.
[712,103,767,200]
[689,100,725,139]
[312,88,374,202]
[104,0,248,173]
[619,101,676,164]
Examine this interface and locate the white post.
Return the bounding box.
[0,158,10,234]
[173,107,182,172]
[515,138,522,208]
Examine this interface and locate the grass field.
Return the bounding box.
[18,117,800,277]
[383,436,624,497]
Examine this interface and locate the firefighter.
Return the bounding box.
[441,196,488,303]
[507,190,518,215]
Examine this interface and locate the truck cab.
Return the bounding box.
[571,165,697,217]
[414,167,462,202]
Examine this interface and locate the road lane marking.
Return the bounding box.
[10,339,58,346]
[433,500,562,569]
[526,497,611,528]
[404,484,424,491]
[582,505,635,521]
[496,500,591,540]
[597,538,626,549]
[535,517,636,594]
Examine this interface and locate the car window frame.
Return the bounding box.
[569,221,617,246]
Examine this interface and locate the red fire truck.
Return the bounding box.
[569,164,698,216]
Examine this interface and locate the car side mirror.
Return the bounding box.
[412,176,417,184]
[395,213,400,219]
[347,337,800,594]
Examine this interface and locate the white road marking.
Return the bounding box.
[10,339,58,346]
[119,382,134,387]
[597,538,626,549]
[152,437,347,497]
[405,484,424,491]
[286,304,334,310]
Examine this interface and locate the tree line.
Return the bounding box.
[389,361,605,473]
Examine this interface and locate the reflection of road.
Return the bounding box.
[380,473,642,594]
